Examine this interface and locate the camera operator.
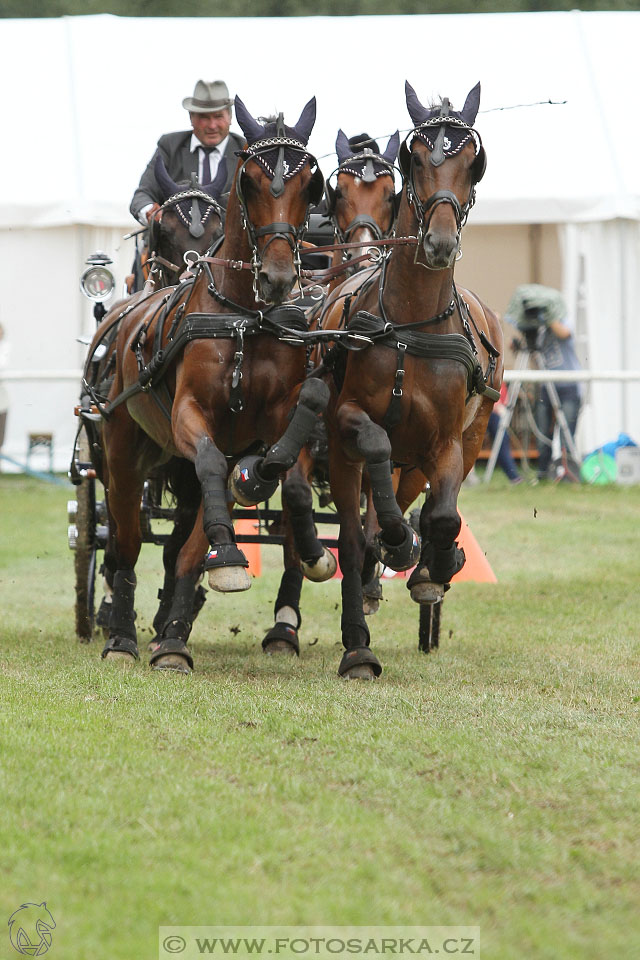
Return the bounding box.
[505,283,582,481]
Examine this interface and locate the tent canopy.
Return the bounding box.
[2,10,639,228]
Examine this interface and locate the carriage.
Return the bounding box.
[67,83,502,676]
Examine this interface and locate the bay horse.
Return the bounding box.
[78,160,229,639]
[93,95,326,672]
[324,130,399,287]
[261,129,402,655]
[322,81,503,678]
[144,155,229,288]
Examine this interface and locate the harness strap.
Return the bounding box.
[384,341,407,431]
[346,311,500,424]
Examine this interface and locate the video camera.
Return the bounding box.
[514,300,548,351]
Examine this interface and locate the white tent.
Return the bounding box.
[1,11,639,471]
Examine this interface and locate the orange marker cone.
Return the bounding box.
[451,511,497,583]
[234,508,262,577]
[326,513,496,584]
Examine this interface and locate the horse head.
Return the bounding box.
[401,81,486,269]
[149,155,227,285]
[327,129,399,265]
[234,95,324,304]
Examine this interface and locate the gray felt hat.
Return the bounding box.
[182,80,233,113]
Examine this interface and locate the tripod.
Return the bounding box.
[484,335,581,484]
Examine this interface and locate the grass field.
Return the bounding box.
[1,474,639,960]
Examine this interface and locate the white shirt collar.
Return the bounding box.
[190,134,230,155]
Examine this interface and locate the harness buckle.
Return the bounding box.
[230,259,243,271]
[366,246,382,263]
[393,342,407,396]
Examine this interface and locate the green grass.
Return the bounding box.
[1,475,639,960]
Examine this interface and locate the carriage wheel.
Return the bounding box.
[418,599,442,653]
[72,428,98,642]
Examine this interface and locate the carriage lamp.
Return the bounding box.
[80,252,115,302]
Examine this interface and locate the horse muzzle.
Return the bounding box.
[422,229,459,270]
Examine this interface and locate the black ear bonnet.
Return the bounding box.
[327,130,400,213]
[400,81,486,184]
[153,154,226,238]
[234,95,324,204]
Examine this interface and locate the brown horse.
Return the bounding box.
[144,155,229,288]
[324,130,399,287]
[77,159,229,640]
[321,81,503,678]
[93,95,326,672]
[260,130,403,655]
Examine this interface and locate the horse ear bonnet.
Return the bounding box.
[234,95,317,186]
[403,80,486,183]
[335,129,396,181]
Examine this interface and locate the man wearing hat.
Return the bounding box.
[130,79,245,225]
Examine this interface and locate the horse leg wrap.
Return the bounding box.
[152,572,175,635]
[274,568,303,628]
[341,571,371,650]
[367,458,403,527]
[201,475,233,542]
[291,509,324,562]
[259,379,330,481]
[196,438,233,542]
[408,542,466,598]
[367,460,420,571]
[282,474,323,562]
[158,573,199,643]
[423,541,466,584]
[101,568,139,660]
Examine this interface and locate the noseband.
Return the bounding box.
[236,117,324,297]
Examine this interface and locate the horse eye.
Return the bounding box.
[334,188,343,200]
[412,155,423,169]
[242,173,258,196]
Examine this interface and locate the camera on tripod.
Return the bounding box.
[515,301,548,351]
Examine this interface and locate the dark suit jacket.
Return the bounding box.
[130,130,245,221]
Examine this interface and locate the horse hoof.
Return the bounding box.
[301,547,337,582]
[410,581,445,604]
[151,653,192,674]
[342,664,376,680]
[207,565,252,593]
[338,647,382,678]
[103,650,137,666]
[363,597,380,616]
[264,639,298,656]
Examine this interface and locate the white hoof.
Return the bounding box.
[301,547,337,582]
[103,650,136,666]
[410,580,445,604]
[264,640,298,656]
[151,654,192,674]
[342,664,376,680]
[207,565,252,593]
[363,596,380,616]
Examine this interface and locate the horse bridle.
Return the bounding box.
[325,151,399,248]
[398,101,486,265]
[235,115,325,297]
[147,185,225,283]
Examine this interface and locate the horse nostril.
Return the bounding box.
[258,268,296,305]
[425,232,457,266]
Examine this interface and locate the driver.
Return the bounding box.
[130,79,244,225]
